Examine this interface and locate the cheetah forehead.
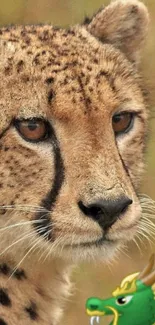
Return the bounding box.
[0,24,130,121]
[0,25,101,74]
[0,0,149,93]
[0,9,148,126]
[0,24,134,83]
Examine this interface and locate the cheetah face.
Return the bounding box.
[0,1,149,262]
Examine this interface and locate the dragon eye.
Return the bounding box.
[112,112,134,135]
[14,118,50,142]
[116,296,133,306]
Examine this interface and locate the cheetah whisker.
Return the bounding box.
[38,231,55,263]
[0,204,47,209]
[37,230,53,263]
[0,219,46,232]
[8,235,45,282]
[138,218,155,237]
[0,225,49,257]
[41,232,65,263]
[11,228,55,276]
[0,229,38,257]
[118,245,131,260]
[0,205,47,213]
[41,231,67,263]
[137,230,153,249]
[135,224,155,250]
[133,238,142,254]
[139,194,155,212]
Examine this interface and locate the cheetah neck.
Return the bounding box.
[0,254,73,325]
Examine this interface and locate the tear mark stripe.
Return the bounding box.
[0,319,8,325]
[35,126,65,240]
[0,124,11,140]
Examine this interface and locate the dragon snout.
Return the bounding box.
[89,304,99,311]
[86,298,105,325]
[86,298,105,316]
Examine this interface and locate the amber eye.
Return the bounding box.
[14,118,49,142]
[112,112,134,135]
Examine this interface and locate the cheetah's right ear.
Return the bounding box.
[85,0,149,64]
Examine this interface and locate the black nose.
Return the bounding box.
[78,197,132,230]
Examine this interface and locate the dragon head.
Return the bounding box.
[86,255,155,325]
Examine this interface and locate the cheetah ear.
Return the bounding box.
[86,0,149,64]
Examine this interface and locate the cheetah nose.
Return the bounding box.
[78,197,132,230]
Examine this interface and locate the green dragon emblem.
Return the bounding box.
[86,255,155,325]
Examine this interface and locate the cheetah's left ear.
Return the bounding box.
[86,0,149,64]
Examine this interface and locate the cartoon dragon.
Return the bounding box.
[86,255,155,325]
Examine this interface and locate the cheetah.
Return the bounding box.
[0,0,150,324]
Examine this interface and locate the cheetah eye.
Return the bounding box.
[14,118,50,142]
[112,112,134,136]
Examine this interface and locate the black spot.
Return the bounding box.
[78,76,90,110]
[0,209,6,215]
[98,70,110,78]
[0,319,7,325]
[38,29,50,42]
[86,97,91,105]
[97,70,116,92]
[13,269,27,280]
[25,302,38,320]
[0,288,11,306]
[4,66,11,75]
[93,58,98,64]
[67,29,75,36]
[45,77,54,85]
[48,89,55,104]
[4,146,9,151]
[24,36,31,45]
[0,264,10,275]
[8,184,14,188]
[33,57,40,65]
[22,75,30,83]
[131,5,138,14]
[17,60,24,73]
[83,16,92,25]
[21,29,26,36]
[87,66,92,71]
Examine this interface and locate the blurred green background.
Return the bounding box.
[0,0,154,324]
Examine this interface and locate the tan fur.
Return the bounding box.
[0,1,149,324]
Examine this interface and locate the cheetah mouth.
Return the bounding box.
[66,236,117,248]
[65,220,139,248]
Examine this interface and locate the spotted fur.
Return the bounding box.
[0,1,149,324]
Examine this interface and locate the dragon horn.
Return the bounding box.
[138,254,155,280]
[141,269,155,286]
